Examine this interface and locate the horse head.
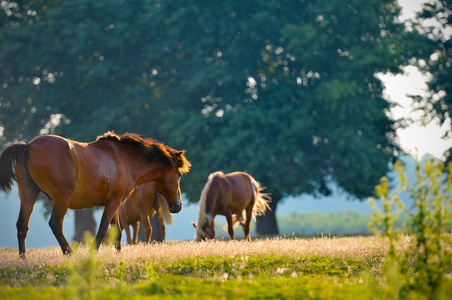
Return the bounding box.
[192,215,215,241]
[154,168,183,213]
[154,149,191,214]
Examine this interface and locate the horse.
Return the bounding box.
[192,171,270,241]
[117,181,172,244]
[0,131,190,258]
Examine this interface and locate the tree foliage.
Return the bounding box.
[413,0,452,161]
[159,0,428,202]
[0,0,430,234]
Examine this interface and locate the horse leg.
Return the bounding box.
[158,215,166,241]
[112,212,122,251]
[48,201,72,255]
[244,205,253,242]
[16,170,40,259]
[124,224,133,245]
[17,203,35,259]
[131,222,139,244]
[225,213,235,240]
[95,201,122,250]
[140,212,152,243]
[16,166,41,258]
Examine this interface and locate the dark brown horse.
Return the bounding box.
[192,171,270,241]
[0,131,190,258]
[118,181,172,244]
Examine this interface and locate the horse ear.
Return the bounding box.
[176,150,191,174]
[191,222,197,228]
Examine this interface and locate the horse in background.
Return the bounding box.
[0,131,190,258]
[192,171,270,241]
[118,181,172,244]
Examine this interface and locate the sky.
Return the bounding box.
[383,0,452,159]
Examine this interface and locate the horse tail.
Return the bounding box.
[156,193,173,226]
[252,180,271,219]
[0,142,30,191]
[222,214,241,232]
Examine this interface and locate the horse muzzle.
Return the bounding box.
[168,201,182,213]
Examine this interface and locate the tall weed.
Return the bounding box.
[369,158,452,299]
[63,232,109,300]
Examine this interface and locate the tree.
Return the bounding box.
[414,0,452,162]
[157,0,430,234]
[0,0,60,143]
[0,0,431,236]
[1,1,165,142]
[1,0,155,240]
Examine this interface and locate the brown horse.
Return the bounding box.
[118,181,172,244]
[0,131,190,258]
[192,171,270,241]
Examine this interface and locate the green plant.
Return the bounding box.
[370,158,452,299]
[368,161,406,256]
[406,159,452,297]
[63,232,105,300]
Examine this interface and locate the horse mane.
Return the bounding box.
[96,131,190,173]
[195,171,223,240]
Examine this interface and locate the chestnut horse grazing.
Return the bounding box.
[0,131,190,258]
[118,181,172,244]
[192,171,270,241]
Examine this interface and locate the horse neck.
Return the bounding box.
[197,195,217,232]
[133,160,167,186]
[204,197,216,217]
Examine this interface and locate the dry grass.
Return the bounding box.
[0,235,413,270]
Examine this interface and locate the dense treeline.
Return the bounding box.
[0,0,447,234]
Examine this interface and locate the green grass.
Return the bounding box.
[1,235,450,300]
[0,274,372,300]
[0,253,375,286]
[1,234,452,299]
[0,252,375,299]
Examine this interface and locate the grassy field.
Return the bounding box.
[2,157,450,299]
[1,235,450,299]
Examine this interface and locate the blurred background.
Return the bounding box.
[0,0,451,247]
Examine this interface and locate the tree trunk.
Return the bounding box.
[73,209,97,243]
[138,222,145,242]
[256,199,279,236]
[150,214,163,242]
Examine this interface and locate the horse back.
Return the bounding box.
[209,172,254,215]
[26,135,78,198]
[27,135,134,209]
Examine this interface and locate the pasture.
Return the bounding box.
[1,235,451,299]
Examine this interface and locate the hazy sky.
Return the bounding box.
[385,0,452,159]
